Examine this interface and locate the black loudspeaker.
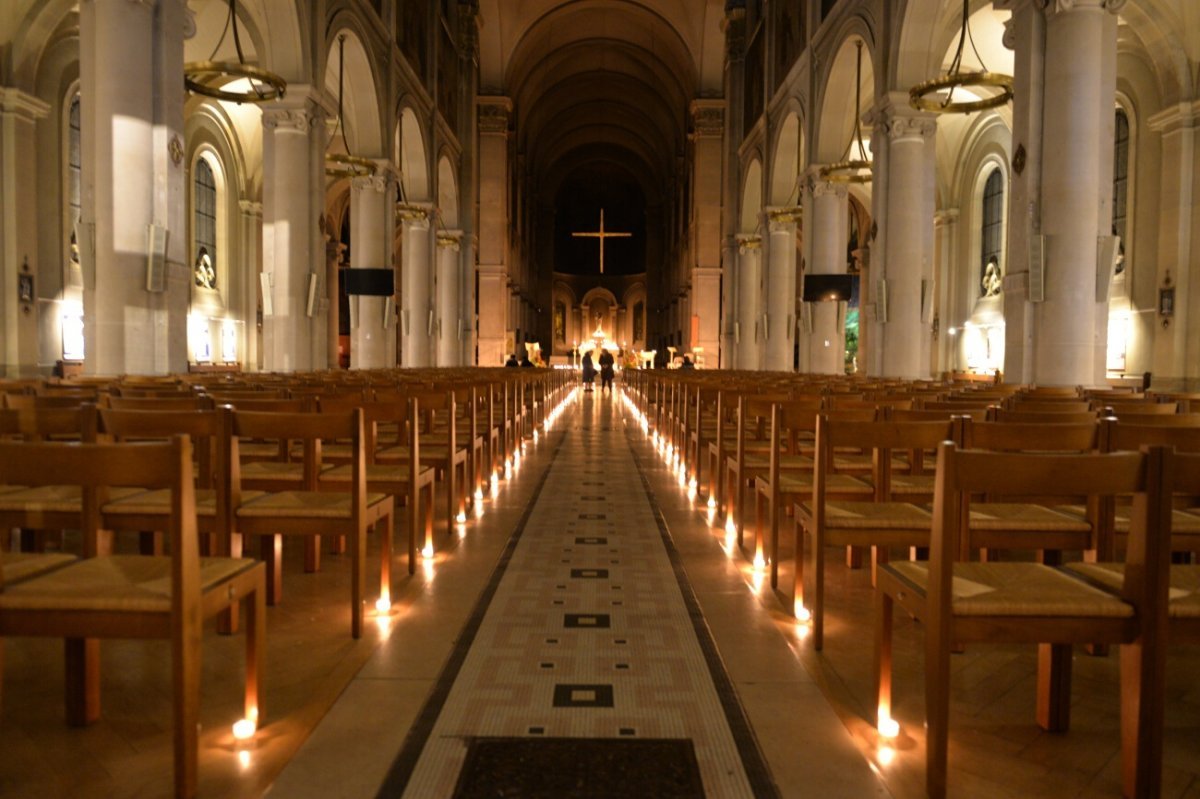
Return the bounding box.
[802,274,854,302]
[344,268,395,296]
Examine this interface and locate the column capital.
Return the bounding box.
[351,171,391,194]
[866,92,937,141]
[766,206,802,230]
[934,208,960,227]
[0,88,50,121]
[396,201,435,223]
[437,229,464,251]
[735,233,762,253]
[478,95,512,134]
[238,199,263,216]
[690,99,725,138]
[261,86,334,132]
[806,171,849,199]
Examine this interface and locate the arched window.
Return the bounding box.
[979,168,1003,296]
[193,157,217,290]
[1112,108,1129,274]
[66,93,82,281]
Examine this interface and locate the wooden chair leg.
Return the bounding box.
[1119,640,1166,799]
[812,524,826,651]
[261,535,282,606]
[351,523,366,639]
[139,531,164,556]
[246,574,266,725]
[304,535,321,573]
[329,534,346,555]
[925,625,952,799]
[218,532,244,636]
[794,518,806,615]
[846,545,865,569]
[172,602,201,799]
[874,588,893,730]
[64,638,100,726]
[1036,642,1073,732]
[379,514,393,601]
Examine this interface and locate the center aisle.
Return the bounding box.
[270,385,890,798]
[385,385,773,796]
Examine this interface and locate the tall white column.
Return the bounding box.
[0,89,48,376]
[933,209,960,375]
[398,204,433,367]
[436,230,463,366]
[1033,0,1121,386]
[237,200,262,370]
[81,0,187,375]
[803,176,849,374]
[261,94,326,372]
[350,171,394,369]
[765,207,801,371]
[735,233,762,369]
[876,102,937,379]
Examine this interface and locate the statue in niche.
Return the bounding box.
[194,247,216,290]
[981,256,1002,298]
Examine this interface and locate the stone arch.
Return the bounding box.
[396,105,430,202]
[815,32,876,166]
[740,158,763,234]
[769,109,805,206]
[437,154,459,229]
[323,26,384,159]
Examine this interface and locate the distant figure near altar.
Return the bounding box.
[599,349,615,391]
[581,351,596,391]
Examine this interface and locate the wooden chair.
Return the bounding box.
[957,419,1098,563]
[794,416,951,649]
[875,444,1171,799]
[319,397,434,575]
[0,436,265,798]
[232,408,393,638]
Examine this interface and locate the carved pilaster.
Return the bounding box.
[690,99,725,138]
[478,96,512,135]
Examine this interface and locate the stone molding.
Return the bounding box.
[0,88,50,121]
[934,208,960,227]
[1041,0,1126,13]
[1148,100,1200,135]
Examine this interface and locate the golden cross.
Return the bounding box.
[571,208,631,274]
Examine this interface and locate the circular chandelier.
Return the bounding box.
[184,0,285,104]
[819,40,872,185]
[325,35,377,179]
[909,0,1013,114]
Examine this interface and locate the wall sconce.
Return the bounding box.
[1159,271,1174,329]
[18,257,34,315]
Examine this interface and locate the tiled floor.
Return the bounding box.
[4,385,1199,797]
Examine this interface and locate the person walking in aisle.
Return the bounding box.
[599,348,615,391]
[581,351,596,391]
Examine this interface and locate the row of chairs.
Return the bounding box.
[0,368,573,798]
[622,369,1200,798]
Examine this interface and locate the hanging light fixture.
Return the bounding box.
[184,0,286,104]
[325,35,377,179]
[909,0,1013,114]
[819,40,871,185]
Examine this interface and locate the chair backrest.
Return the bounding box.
[1104,401,1179,417]
[3,393,89,410]
[816,415,956,500]
[0,406,87,441]
[890,407,989,423]
[232,408,364,502]
[989,408,1098,425]
[0,436,195,571]
[960,419,1098,452]
[1100,418,1200,453]
[104,395,213,411]
[929,443,1169,610]
[96,406,230,492]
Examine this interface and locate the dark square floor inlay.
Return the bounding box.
[575,536,608,545]
[578,513,607,520]
[452,737,702,799]
[552,684,614,708]
[570,568,609,579]
[564,613,611,629]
